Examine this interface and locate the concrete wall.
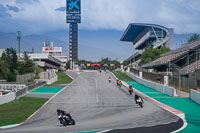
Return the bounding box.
[39,69,57,85]
[0,84,26,92]
[0,81,46,104]
[0,92,15,105]
[126,72,174,97]
[16,73,35,83]
[191,89,200,104]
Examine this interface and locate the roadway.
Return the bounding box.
[1,71,182,133]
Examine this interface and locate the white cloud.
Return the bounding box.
[0,0,200,34]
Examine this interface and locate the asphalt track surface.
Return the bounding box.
[1,71,182,133]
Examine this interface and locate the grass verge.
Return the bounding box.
[0,97,48,127]
[112,71,134,81]
[49,72,73,86]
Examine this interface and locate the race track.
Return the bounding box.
[1,71,182,133]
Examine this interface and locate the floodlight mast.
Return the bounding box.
[16,31,21,59]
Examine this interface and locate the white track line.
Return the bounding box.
[94,78,99,103]
[98,129,112,133]
[86,76,99,103]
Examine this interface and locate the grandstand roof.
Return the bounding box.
[127,50,142,61]
[120,23,170,50]
[142,40,200,68]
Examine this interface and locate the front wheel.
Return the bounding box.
[138,102,143,108]
[61,119,67,126]
[71,119,75,125]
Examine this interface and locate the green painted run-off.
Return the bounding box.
[125,81,200,133]
[30,86,64,94]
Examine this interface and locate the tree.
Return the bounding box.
[122,60,129,66]
[188,33,200,43]
[100,57,110,64]
[0,52,9,79]
[0,48,19,82]
[139,44,170,66]
[66,61,70,69]
[5,48,18,73]
[99,57,121,69]
[18,61,25,75]
[23,52,34,73]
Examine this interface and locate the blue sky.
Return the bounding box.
[0,0,200,61]
[0,0,200,34]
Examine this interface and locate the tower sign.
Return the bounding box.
[66,0,81,23]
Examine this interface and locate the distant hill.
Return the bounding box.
[0,31,195,61]
[0,32,68,53]
[0,31,125,61]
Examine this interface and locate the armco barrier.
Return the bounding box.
[0,92,16,105]
[191,89,200,104]
[126,72,174,97]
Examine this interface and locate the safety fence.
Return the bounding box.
[130,68,165,84]
[130,68,200,93]
[126,72,174,97]
[15,81,46,98]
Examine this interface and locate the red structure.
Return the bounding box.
[91,64,102,67]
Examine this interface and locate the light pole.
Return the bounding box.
[16,31,21,59]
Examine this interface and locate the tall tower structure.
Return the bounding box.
[66,0,81,69]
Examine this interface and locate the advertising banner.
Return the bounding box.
[66,0,81,23]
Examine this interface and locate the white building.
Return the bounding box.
[28,42,67,71]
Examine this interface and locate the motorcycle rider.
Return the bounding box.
[129,84,133,95]
[108,77,111,83]
[116,79,119,86]
[119,80,122,87]
[57,109,75,125]
[57,109,68,119]
[135,94,144,107]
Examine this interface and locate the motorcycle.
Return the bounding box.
[116,80,122,87]
[129,89,133,95]
[57,109,75,126]
[135,95,144,108]
[108,77,111,83]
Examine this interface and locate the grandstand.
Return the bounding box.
[120,23,174,68]
[142,40,200,74]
